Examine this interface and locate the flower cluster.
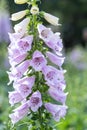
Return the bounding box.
[8,17,43,124]
[8,0,68,127]
[37,24,68,121]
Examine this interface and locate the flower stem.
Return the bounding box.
[38,108,45,130]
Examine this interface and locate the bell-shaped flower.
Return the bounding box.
[16,35,33,53]
[47,80,66,91]
[28,91,42,112]
[8,48,27,67]
[42,65,64,85]
[48,87,68,104]
[46,51,65,67]
[13,76,35,98]
[9,113,20,124]
[7,60,30,84]
[45,33,63,53]
[53,32,63,52]
[9,102,29,124]
[14,17,30,36]
[8,33,23,45]
[30,50,47,71]
[11,10,28,21]
[9,91,23,106]
[37,24,63,53]
[37,24,53,42]
[45,103,68,121]
[43,12,59,26]
[12,60,30,75]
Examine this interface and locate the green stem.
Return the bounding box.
[27,1,51,129]
[32,0,37,5]
[31,7,45,130]
[38,108,44,130]
[33,15,37,48]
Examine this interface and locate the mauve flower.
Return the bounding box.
[29,91,42,112]
[46,81,66,91]
[14,76,35,86]
[16,35,33,53]
[14,17,30,36]
[48,87,68,104]
[37,24,63,54]
[8,48,27,67]
[45,33,63,54]
[7,69,22,85]
[46,51,65,67]
[13,76,35,98]
[37,24,53,42]
[9,113,21,124]
[8,33,23,45]
[0,10,12,43]
[42,65,64,85]
[9,102,29,124]
[31,50,47,71]
[45,103,67,121]
[13,102,29,116]
[9,91,23,106]
[7,60,30,84]
[13,59,30,74]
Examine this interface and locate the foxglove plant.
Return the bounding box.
[7,0,68,129]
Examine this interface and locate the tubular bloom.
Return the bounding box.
[7,0,68,128]
[14,17,30,35]
[45,103,68,121]
[9,102,29,124]
[28,91,42,112]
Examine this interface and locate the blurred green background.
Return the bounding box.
[0,0,87,130]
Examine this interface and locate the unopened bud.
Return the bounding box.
[30,6,39,15]
[14,0,28,4]
[11,10,27,21]
[44,12,59,26]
